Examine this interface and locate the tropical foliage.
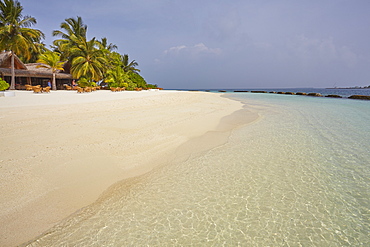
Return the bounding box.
[36,50,64,90]
[52,16,87,62]
[0,0,44,89]
[121,54,140,74]
[0,77,9,90]
[0,1,157,90]
[69,37,108,81]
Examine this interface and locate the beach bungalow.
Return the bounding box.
[0,51,73,89]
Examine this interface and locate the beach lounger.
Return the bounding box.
[32,86,42,93]
[42,86,51,93]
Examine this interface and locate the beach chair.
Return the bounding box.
[76,87,84,93]
[32,86,42,93]
[25,85,33,91]
[64,85,72,90]
[110,87,117,92]
[84,87,92,93]
[42,86,51,93]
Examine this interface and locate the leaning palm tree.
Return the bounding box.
[121,54,140,74]
[70,37,108,81]
[36,51,65,90]
[0,0,44,89]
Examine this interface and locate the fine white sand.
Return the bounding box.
[0,90,258,246]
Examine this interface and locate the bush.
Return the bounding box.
[0,79,9,91]
[77,78,97,88]
[146,84,158,89]
[126,82,137,91]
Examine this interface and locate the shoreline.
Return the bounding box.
[0,90,258,246]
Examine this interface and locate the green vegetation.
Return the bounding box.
[36,51,64,90]
[0,78,9,90]
[0,1,158,90]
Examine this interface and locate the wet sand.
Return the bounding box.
[0,90,258,246]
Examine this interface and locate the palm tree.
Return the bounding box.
[19,41,47,63]
[121,54,140,74]
[70,37,108,81]
[36,51,65,90]
[52,16,87,62]
[97,37,117,52]
[0,0,44,89]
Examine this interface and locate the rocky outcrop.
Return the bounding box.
[325,95,342,98]
[251,91,267,93]
[348,95,370,100]
[296,92,307,95]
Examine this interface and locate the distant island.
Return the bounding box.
[327,85,370,89]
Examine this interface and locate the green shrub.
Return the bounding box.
[77,78,96,88]
[0,79,9,91]
[146,84,158,89]
[126,82,137,91]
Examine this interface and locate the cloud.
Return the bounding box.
[163,43,221,58]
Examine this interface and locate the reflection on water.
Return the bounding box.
[25,94,370,246]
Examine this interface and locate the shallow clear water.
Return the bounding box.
[26,94,370,246]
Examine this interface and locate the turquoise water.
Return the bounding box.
[25,93,370,246]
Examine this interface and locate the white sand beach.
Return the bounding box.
[0,90,258,246]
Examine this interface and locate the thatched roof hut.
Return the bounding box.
[0,51,73,89]
[0,51,27,70]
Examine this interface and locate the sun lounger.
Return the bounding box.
[42,86,51,93]
[32,86,42,93]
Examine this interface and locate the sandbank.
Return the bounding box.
[0,90,258,246]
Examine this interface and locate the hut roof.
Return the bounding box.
[0,67,72,79]
[0,51,27,69]
[0,52,73,79]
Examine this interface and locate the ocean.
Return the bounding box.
[25,91,370,246]
[184,88,370,98]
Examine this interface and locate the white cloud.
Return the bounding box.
[164,45,187,55]
[163,43,222,59]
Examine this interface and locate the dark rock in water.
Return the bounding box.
[296,92,307,95]
[285,92,295,95]
[348,95,370,100]
[218,90,227,92]
[251,91,267,93]
[277,92,285,94]
[307,93,323,97]
[234,90,249,92]
[269,91,276,93]
[205,90,210,92]
[325,94,342,98]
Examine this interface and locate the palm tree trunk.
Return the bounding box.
[52,72,56,90]
[10,51,15,90]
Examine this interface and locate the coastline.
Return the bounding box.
[0,90,258,246]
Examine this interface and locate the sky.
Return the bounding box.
[22,0,370,89]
